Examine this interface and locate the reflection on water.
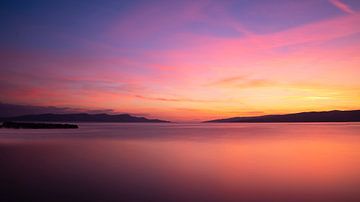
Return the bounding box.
[1,123,360,201]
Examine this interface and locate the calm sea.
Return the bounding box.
[1,123,360,202]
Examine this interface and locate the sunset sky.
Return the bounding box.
[1,0,360,121]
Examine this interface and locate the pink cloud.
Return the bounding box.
[146,12,360,77]
[329,0,356,14]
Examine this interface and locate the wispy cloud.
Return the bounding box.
[208,76,277,89]
[134,95,213,103]
[208,76,247,86]
[329,0,355,14]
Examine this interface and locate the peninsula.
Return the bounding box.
[0,113,170,123]
[1,121,78,129]
[205,110,360,123]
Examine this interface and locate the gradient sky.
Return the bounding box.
[1,0,360,121]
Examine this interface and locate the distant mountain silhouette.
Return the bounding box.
[0,102,119,117]
[0,113,170,123]
[205,110,360,123]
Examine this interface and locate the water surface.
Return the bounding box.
[1,123,360,201]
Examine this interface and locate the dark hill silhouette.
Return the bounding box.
[205,110,360,123]
[0,113,170,123]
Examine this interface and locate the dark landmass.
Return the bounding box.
[0,102,75,117]
[205,110,360,123]
[1,121,78,129]
[0,113,170,123]
[0,102,120,117]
